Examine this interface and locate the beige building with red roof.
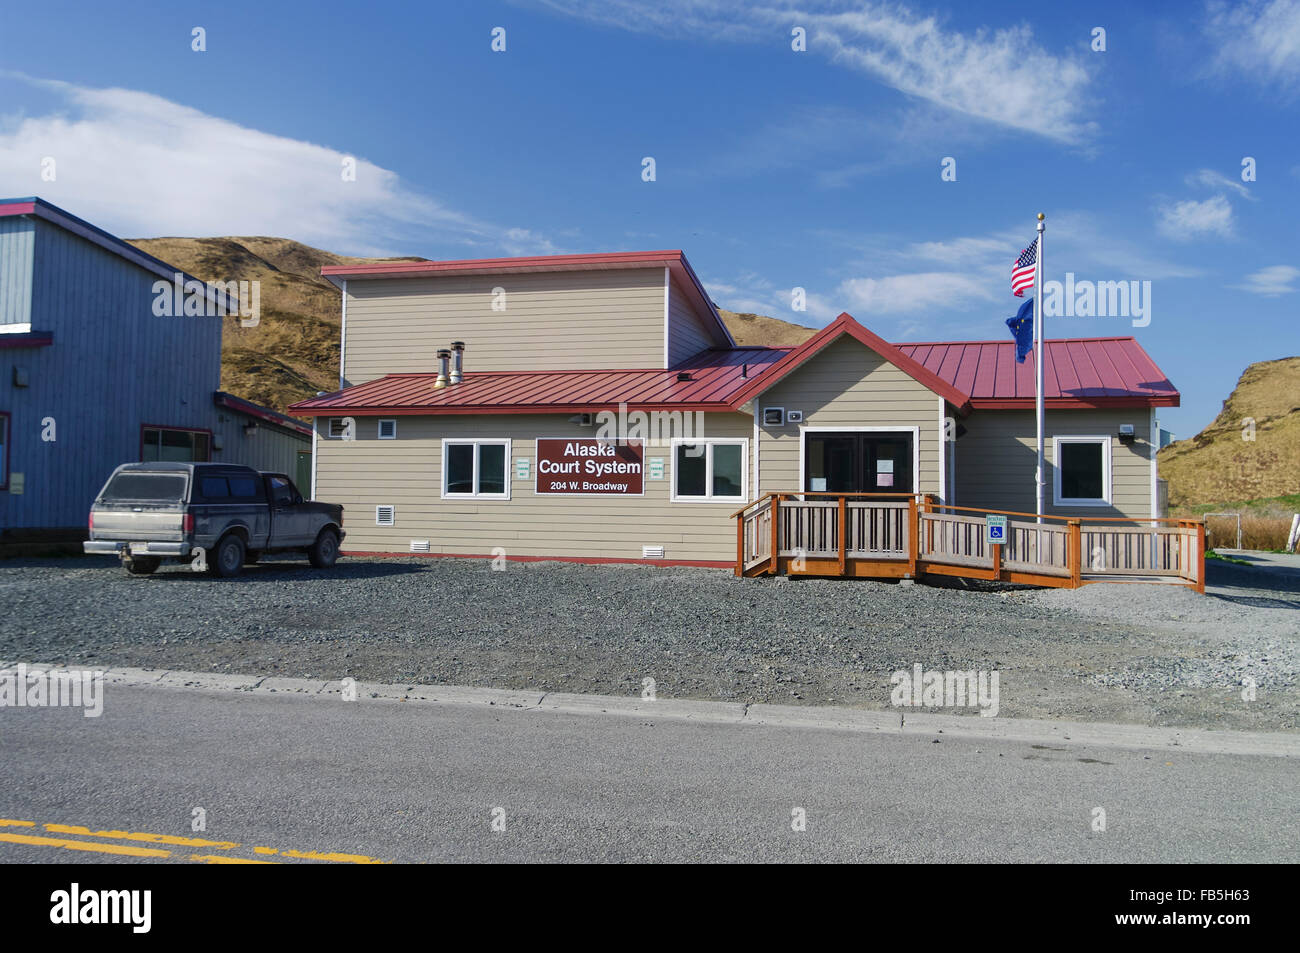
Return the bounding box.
[291,251,1182,580]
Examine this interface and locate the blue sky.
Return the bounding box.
[1,0,1297,436]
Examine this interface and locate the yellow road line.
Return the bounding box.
[0,817,388,864]
[45,823,238,850]
[191,853,277,864]
[0,831,171,859]
[274,849,386,865]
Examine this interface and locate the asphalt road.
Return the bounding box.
[1,682,1296,863]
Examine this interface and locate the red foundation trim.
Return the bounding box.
[340,550,732,569]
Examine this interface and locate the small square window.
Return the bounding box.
[1053,436,1111,506]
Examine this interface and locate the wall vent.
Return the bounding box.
[375,505,395,526]
[378,419,397,439]
[410,539,430,553]
[642,545,666,559]
[762,407,785,426]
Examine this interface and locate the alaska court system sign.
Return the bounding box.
[535,438,645,495]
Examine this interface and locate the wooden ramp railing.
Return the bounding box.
[733,493,1205,592]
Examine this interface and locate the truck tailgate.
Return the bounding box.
[92,503,185,541]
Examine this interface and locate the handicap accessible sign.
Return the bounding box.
[986,515,1007,545]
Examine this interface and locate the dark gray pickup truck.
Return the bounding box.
[84,462,345,577]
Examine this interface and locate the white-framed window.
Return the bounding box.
[442,438,511,499]
[670,438,748,503]
[1053,435,1112,506]
[326,417,352,439]
[378,418,397,440]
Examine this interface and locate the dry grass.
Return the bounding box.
[127,236,422,415]
[1158,356,1300,508]
[717,309,817,347]
[1203,514,1295,551]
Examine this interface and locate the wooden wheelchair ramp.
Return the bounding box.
[733,493,1205,592]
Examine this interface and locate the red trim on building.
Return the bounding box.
[969,396,1180,410]
[320,249,735,347]
[290,346,791,416]
[0,202,37,217]
[0,331,54,349]
[214,391,312,437]
[727,312,975,413]
[323,249,687,279]
[339,549,733,569]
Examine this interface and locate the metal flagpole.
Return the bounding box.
[1035,212,1045,524]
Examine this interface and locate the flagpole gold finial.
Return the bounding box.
[1037,212,1045,221]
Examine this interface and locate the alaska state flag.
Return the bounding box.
[1006,297,1034,363]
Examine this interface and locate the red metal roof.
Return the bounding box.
[289,346,792,416]
[214,391,313,436]
[729,313,974,413]
[290,315,1178,417]
[895,336,1179,408]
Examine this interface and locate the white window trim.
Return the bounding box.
[441,438,512,500]
[324,417,351,439]
[669,437,749,503]
[1052,435,1112,507]
[377,418,397,439]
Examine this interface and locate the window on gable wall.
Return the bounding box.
[1053,436,1111,506]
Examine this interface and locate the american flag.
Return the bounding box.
[1011,238,1038,297]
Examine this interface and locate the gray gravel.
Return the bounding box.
[1,555,1296,731]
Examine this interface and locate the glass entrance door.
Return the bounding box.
[804,431,913,493]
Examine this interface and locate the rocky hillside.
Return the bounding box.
[1158,356,1300,508]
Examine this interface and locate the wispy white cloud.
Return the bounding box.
[837,271,996,314]
[1232,264,1300,295]
[1186,167,1256,200]
[1156,194,1235,240]
[1204,0,1300,91]
[533,1,1098,144]
[0,75,560,257]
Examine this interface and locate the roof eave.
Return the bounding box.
[287,400,745,417]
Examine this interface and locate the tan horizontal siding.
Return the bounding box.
[755,336,943,494]
[343,268,667,383]
[955,409,1153,518]
[316,412,754,560]
[667,277,720,366]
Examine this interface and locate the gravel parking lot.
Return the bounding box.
[1,555,1296,731]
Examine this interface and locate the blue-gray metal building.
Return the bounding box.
[0,197,312,541]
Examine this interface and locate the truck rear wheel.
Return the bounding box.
[308,529,339,569]
[124,556,161,576]
[208,534,246,578]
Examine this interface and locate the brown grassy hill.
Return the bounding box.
[122,240,819,414]
[1158,356,1300,509]
[718,308,817,347]
[126,237,423,412]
